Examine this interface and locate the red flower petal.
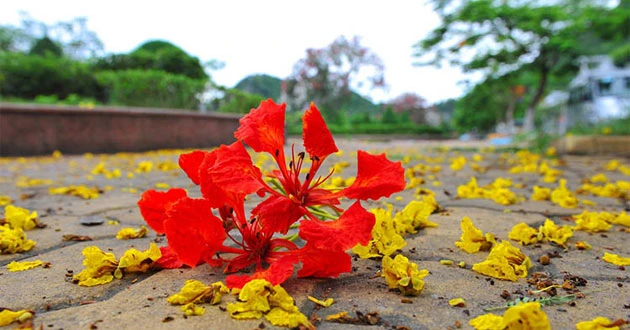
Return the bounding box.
[295,245,351,278]
[225,255,297,289]
[179,150,208,185]
[234,99,286,155]
[199,142,262,207]
[298,202,375,251]
[155,246,184,269]
[163,197,226,267]
[137,188,187,234]
[341,151,406,200]
[252,195,306,235]
[302,103,338,159]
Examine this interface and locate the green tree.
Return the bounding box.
[29,36,63,57]
[93,40,209,81]
[283,36,385,123]
[414,0,612,131]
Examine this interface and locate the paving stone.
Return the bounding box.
[1,138,629,329]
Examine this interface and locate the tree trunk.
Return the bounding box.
[523,65,549,132]
[506,91,516,134]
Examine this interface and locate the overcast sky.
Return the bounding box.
[1,0,475,104]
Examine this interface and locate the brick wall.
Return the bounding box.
[0,103,242,156]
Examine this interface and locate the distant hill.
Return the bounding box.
[233,74,381,115]
[234,74,282,100]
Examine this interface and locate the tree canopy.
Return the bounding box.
[414,0,620,132]
[283,36,385,123]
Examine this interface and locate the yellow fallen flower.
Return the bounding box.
[550,179,578,208]
[448,298,466,307]
[115,226,148,239]
[227,279,313,329]
[470,302,550,330]
[73,246,118,286]
[7,260,43,272]
[575,241,592,250]
[155,182,170,189]
[602,252,630,266]
[381,254,429,296]
[469,313,505,330]
[576,316,623,330]
[531,186,551,201]
[454,217,495,253]
[135,161,153,173]
[181,303,205,316]
[3,205,39,230]
[168,280,229,306]
[573,211,613,233]
[472,241,531,281]
[353,206,406,258]
[49,185,100,199]
[392,199,438,235]
[508,223,540,246]
[116,242,161,275]
[307,296,334,307]
[15,176,53,188]
[0,225,36,254]
[609,211,630,227]
[0,195,13,206]
[502,302,551,329]
[450,156,466,171]
[539,219,573,247]
[0,309,33,327]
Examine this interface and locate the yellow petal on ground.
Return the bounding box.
[576,316,622,330]
[0,195,13,206]
[73,246,118,286]
[4,205,39,230]
[382,254,429,296]
[575,241,592,250]
[539,219,573,247]
[393,199,438,235]
[181,303,205,316]
[508,222,539,246]
[227,279,313,329]
[168,280,229,306]
[353,206,406,258]
[472,241,532,281]
[49,185,100,199]
[7,260,43,272]
[155,182,170,189]
[551,179,578,208]
[602,252,630,266]
[610,212,630,227]
[307,296,334,307]
[502,302,551,330]
[0,309,33,327]
[326,311,349,321]
[0,225,36,254]
[531,186,551,201]
[455,217,495,253]
[117,243,161,274]
[573,211,613,233]
[115,226,148,239]
[469,313,505,330]
[448,298,466,307]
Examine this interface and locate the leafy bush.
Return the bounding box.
[0,52,104,100]
[92,40,208,80]
[95,69,206,109]
[610,44,630,67]
[214,89,265,114]
[287,121,446,136]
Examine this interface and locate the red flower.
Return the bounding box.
[138,99,406,288]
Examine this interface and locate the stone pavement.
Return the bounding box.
[1,138,629,330]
